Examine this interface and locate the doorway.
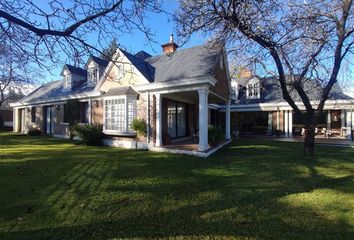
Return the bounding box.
[167,100,187,138]
[44,106,54,134]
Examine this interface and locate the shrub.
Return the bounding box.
[73,124,103,146]
[131,118,147,136]
[27,129,42,136]
[208,125,224,146]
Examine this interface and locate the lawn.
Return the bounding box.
[0,132,353,240]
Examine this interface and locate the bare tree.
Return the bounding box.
[176,0,354,156]
[0,38,38,106]
[0,0,161,69]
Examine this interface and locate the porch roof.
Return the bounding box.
[103,86,138,97]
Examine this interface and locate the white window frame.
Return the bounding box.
[63,74,71,90]
[88,67,99,84]
[246,79,260,99]
[103,95,137,135]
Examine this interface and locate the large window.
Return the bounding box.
[104,96,137,134]
[63,101,89,124]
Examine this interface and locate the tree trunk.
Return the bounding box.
[304,119,316,157]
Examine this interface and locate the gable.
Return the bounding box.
[98,49,151,93]
[210,51,231,100]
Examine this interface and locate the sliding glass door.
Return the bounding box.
[167,101,187,138]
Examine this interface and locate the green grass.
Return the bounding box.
[0,132,353,240]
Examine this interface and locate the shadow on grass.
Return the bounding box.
[0,135,353,239]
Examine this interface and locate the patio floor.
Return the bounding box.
[239,135,354,147]
[164,138,200,152]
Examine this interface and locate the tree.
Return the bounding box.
[0,39,37,106]
[100,38,119,61]
[176,0,354,156]
[0,0,160,69]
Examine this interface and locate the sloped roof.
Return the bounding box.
[90,55,109,68]
[134,50,152,60]
[121,49,155,82]
[62,64,87,77]
[104,86,138,97]
[17,80,96,105]
[14,43,223,106]
[145,43,221,83]
[234,76,353,104]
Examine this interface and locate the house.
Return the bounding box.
[10,36,232,157]
[0,101,13,130]
[226,71,354,140]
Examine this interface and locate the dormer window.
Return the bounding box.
[63,74,71,90]
[88,67,99,84]
[246,78,260,99]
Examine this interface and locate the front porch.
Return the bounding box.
[232,109,354,140]
[147,86,232,157]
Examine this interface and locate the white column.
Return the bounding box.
[13,108,18,132]
[346,109,352,140]
[24,107,29,133]
[155,93,162,147]
[289,110,293,137]
[340,109,345,138]
[284,110,289,137]
[276,110,280,131]
[198,88,209,151]
[146,93,151,143]
[341,109,345,128]
[225,100,231,140]
[267,112,273,135]
[327,110,331,130]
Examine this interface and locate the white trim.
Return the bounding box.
[134,76,217,93]
[216,99,354,112]
[148,139,232,158]
[10,92,101,107]
[103,130,136,136]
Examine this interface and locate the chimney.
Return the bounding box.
[238,68,252,78]
[161,33,178,54]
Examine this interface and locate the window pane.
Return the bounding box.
[167,101,177,138]
[127,98,137,130]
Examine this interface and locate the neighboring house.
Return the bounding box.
[10,37,232,157]
[227,72,354,140]
[0,101,13,130]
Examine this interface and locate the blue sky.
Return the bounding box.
[43,0,206,82]
[34,0,353,97]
